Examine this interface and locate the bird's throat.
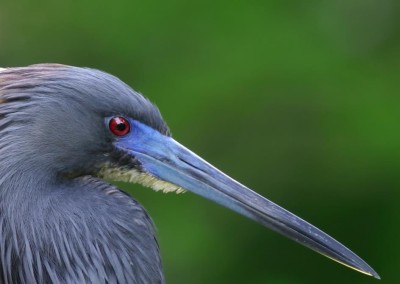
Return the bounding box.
[98,165,186,194]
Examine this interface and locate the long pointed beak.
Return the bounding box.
[116,120,379,279]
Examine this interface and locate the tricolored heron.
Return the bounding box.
[0,64,378,283]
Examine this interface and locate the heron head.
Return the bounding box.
[0,64,379,279]
[0,64,168,178]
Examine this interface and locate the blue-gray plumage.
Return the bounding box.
[0,64,379,283]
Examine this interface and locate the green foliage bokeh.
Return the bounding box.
[1,1,399,283]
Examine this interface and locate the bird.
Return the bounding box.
[0,64,379,283]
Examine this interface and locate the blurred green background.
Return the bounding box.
[1,0,399,283]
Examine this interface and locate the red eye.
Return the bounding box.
[109,117,130,136]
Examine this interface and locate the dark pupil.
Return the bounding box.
[116,122,126,131]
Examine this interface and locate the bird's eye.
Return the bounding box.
[109,117,130,136]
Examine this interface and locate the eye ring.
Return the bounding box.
[109,116,130,136]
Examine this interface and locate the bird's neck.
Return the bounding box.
[0,171,164,283]
[0,141,164,282]
[0,157,58,199]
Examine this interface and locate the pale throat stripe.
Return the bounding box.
[98,166,186,194]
